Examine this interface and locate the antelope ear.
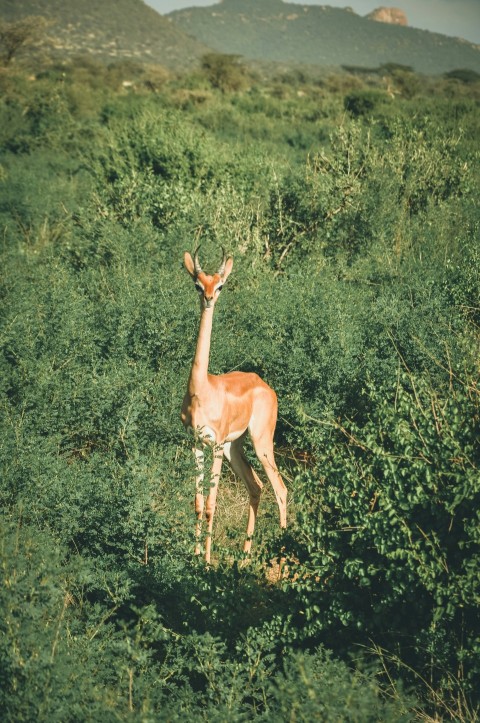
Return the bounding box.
[222,256,233,282]
[184,251,195,278]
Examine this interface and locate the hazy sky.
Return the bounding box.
[144,0,480,45]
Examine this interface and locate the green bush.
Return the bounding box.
[344,88,389,116]
[0,60,479,719]
[264,116,472,267]
[285,369,480,714]
[444,68,480,84]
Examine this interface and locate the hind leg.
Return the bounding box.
[249,430,287,530]
[248,390,287,529]
[224,435,263,555]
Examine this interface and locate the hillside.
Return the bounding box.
[0,0,211,70]
[168,0,480,75]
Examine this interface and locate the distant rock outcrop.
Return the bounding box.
[366,7,408,27]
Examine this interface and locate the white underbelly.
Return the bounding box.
[190,425,246,446]
[225,428,246,443]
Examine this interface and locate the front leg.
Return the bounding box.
[204,444,224,564]
[194,446,205,556]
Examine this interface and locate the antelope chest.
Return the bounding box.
[181,393,221,445]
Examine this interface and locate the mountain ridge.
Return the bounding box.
[1,0,479,75]
[168,0,480,74]
[0,0,211,70]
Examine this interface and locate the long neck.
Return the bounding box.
[188,306,214,392]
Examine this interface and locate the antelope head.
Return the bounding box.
[184,247,233,309]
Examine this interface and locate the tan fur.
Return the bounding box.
[181,249,287,563]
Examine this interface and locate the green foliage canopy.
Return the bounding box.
[0,59,479,720]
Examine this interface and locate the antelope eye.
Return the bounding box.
[194,283,203,293]
[216,285,223,293]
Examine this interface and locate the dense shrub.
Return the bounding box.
[344,88,389,116]
[444,68,480,84]
[265,117,472,267]
[285,369,480,715]
[1,60,479,719]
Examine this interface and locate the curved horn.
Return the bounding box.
[193,246,203,275]
[217,247,227,276]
